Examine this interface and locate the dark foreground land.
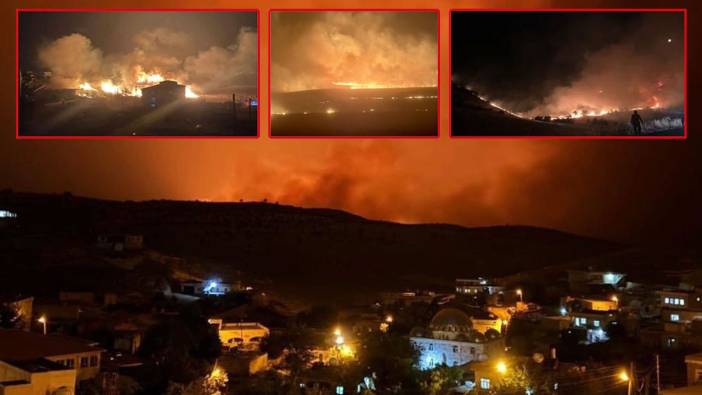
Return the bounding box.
[19,95,257,137]
[271,87,438,136]
[451,85,685,137]
[0,190,631,304]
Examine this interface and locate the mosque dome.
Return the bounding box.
[429,307,473,333]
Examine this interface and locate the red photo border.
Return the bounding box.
[16,8,261,140]
[267,8,441,139]
[448,8,688,140]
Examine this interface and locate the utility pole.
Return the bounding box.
[656,354,661,394]
[628,361,635,395]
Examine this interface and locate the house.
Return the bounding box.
[456,278,504,296]
[208,319,269,351]
[141,81,185,108]
[380,291,438,306]
[0,209,17,228]
[567,270,625,293]
[569,310,618,344]
[640,288,702,350]
[0,358,76,395]
[563,295,619,312]
[180,278,241,296]
[0,330,103,382]
[659,289,702,324]
[410,307,505,370]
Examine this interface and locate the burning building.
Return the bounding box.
[141,81,186,108]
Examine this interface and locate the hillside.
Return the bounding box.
[0,190,623,302]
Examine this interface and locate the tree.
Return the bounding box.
[420,365,465,395]
[355,331,422,393]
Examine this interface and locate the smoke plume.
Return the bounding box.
[37,27,257,100]
[453,12,684,117]
[271,12,437,92]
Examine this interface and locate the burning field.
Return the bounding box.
[18,11,258,136]
[451,11,685,137]
[270,11,438,137]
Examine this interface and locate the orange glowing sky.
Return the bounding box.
[3,0,700,244]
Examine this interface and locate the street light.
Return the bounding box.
[496,360,508,375]
[37,315,47,335]
[618,370,629,382]
[516,289,523,303]
[385,315,394,323]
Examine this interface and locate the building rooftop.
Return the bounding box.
[0,330,103,361]
[3,358,70,373]
[220,322,268,331]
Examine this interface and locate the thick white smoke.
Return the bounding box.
[37,27,257,100]
[37,34,103,88]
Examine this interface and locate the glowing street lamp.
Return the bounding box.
[516,289,523,303]
[496,360,508,375]
[618,370,629,382]
[37,315,47,335]
[611,295,619,303]
[385,315,394,323]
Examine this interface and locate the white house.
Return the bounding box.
[410,307,504,370]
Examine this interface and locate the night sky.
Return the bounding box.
[452,12,684,116]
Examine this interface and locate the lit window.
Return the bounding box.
[681,299,686,306]
[665,297,670,304]
[336,385,344,394]
[671,314,680,322]
[480,378,491,389]
[593,320,600,327]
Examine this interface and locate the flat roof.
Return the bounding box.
[0,330,102,361]
[3,358,70,373]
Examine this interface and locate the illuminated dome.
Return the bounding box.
[429,307,473,333]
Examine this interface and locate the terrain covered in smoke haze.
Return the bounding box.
[270,11,438,136]
[451,11,684,135]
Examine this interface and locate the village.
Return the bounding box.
[2,202,702,395]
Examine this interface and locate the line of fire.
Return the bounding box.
[18,11,258,137]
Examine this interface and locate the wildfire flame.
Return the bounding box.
[76,72,199,100]
[185,86,199,99]
[137,72,165,84]
[332,81,393,90]
[79,82,96,91]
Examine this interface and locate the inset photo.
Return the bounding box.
[270,10,439,137]
[451,10,685,137]
[18,10,258,137]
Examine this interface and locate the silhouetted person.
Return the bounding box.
[631,110,643,135]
